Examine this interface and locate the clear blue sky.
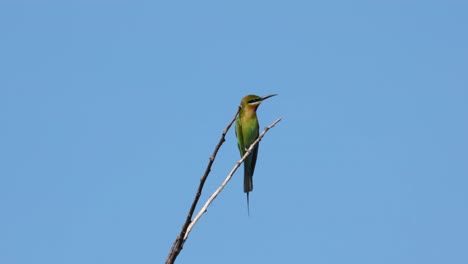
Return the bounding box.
[1,1,467,263]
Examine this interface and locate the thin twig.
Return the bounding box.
[183,118,281,240]
[165,107,240,264]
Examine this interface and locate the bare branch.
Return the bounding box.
[183,118,281,240]
[165,108,281,264]
[165,107,240,264]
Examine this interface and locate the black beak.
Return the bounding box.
[260,94,278,101]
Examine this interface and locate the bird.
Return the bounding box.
[235,94,277,215]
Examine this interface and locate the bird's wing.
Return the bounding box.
[235,116,245,157]
[250,141,259,176]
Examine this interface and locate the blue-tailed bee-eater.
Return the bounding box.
[235,94,277,214]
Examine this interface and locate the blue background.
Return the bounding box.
[1,1,467,263]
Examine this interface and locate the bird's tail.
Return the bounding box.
[243,173,253,193]
[246,192,250,216]
[244,172,253,216]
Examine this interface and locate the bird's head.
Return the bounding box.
[240,94,277,110]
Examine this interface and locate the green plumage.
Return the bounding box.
[235,94,277,214]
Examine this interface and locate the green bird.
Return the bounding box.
[235,94,277,214]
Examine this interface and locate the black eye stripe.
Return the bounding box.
[248,98,261,104]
